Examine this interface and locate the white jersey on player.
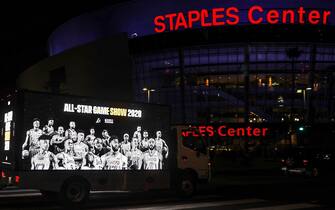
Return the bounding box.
[65,129,77,140]
[156,139,163,153]
[101,152,127,170]
[155,138,168,159]
[129,149,143,170]
[57,152,76,170]
[93,155,103,169]
[73,142,88,159]
[31,151,54,170]
[143,150,162,170]
[121,142,131,157]
[27,129,43,154]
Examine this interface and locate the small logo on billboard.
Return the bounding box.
[96,118,101,124]
[105,119,114,124]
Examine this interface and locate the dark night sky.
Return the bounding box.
[1,1,333,93]
[0,1,126,91]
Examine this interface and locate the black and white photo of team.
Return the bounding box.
[21,118,169,171]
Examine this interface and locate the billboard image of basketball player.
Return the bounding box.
[65,121,77,140]
[43,118,55,136]
[81,152,102,170]
[128,138,143,170]
[31,135,57,170]
[22,118,43,159]
[140,130,149,152]
[56,139,76,170]
[94,138,108,157]
[121,133,131,158]
[133,126,142,142]
[143,138,162,170]
[101,136,127,170]
[155,131,169,159]
[101,129,111,149]
[85,128,96,152]
[74,131,89,159]
[50,126,65,154]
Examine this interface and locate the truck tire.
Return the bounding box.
[177,171,197,198]
[59,178,90,207]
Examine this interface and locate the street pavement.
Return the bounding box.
[0,189,326,210]
[0,175,333,210]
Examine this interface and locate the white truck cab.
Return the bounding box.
[171,125,211,196]
[175,125,210,180]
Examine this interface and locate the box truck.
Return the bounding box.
[0,90,209,205]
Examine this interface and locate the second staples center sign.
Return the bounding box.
[182,125,269,138]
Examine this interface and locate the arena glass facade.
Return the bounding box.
[45,1,335,126]
[131,28,335,125]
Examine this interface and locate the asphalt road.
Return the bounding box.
[0,176,334,210]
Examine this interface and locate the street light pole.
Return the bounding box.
[142,88,155,103]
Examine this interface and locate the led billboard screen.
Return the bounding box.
[20,92,170,171]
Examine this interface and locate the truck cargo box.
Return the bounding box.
[0,90,171,192]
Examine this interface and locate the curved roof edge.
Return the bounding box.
[48,0,335,56]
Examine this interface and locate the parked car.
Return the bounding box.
[280,147,335,177]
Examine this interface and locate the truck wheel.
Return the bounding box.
[59,179,89,206]
[177,173,196,198]
[180,179,195,197]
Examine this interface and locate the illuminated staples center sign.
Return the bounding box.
[180,124,274,145]
[181,125,269,138]
[64,103,142,118]
[154,6,332,33]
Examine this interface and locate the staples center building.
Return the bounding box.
[18,0,335,124]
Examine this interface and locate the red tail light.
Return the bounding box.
[1,171,5,178]
[15,176,20,183]
[303,160,309,166]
